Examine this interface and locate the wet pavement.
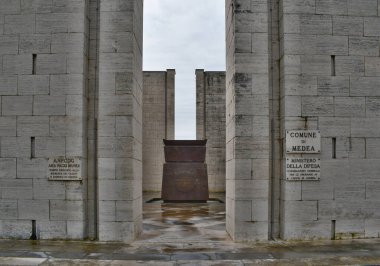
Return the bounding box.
[1,196,380,265]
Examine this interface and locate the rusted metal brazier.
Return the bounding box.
[162,140,209,202]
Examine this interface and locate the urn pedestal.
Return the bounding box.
[161,140,209,202]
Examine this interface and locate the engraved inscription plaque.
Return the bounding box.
[286,157,320,181]
[48,157,82,181]
[286,130,321,153]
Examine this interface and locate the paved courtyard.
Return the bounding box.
[1,198,380,265]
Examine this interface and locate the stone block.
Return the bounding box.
[97,137,133,158]
[349,37,379,56]
[235,54,269,74]
[252,199,269,222]
[0,117,16,136]
[100,0,134,11]
[0,35,18,55]
[19,34,51,54]
[0,75,17,95]
[335,219,365,239]
[2,96,33,115]
[317,76,349,96]
[36,13,85,33]
[99,11,133,32]
[282,0,316,14]
[67,53,85,74]
[33,178,65,200]
[18,200,49,220]
[366,138,380,158]
[283,75,317,96]
[283,200,318,222]
[1,137,31,157]
[51,33,85,54]
[335,56,364,76]
[0,200,17,219]
[98,180,135,201]
[116,200,135,221]
[35,137,65,157]
[335,179,365,200]
[99,200,116,222]
[301,55,332,76]
[365,57,380,77]
[1,179,33,199]
[366,180,380,200]
[65,182,83,200]
[18,75,49,95]
[99,95,133,116]
[4,14,35,34]
[0,158,16,179]
[20,0,52,13]
[234,179,269,200]
[281,55,301,75]
[17,116,49,136]
[282,96,301,116]
[333,16,363,36]
[38,221,66,239]
[235,33,251,53]
[364,17,380,37]
[300,14,332,35]
[66,137,85,157]
[50,116,83,137]
[50,74,84,95]
[302,179,334,200]
[36,54,66,74]
[66,95,84,116]
[349,138,365,159]
[281,180,301,200]
[0,0,20,14]
[282,220,331,240]
[2,54,32,75]
[350,77,380,96]
[235,12,268,33]
[33,96,66,115]
[67,221,84,239]
[235,94,269,116]
[17,158,47,179]
[282,34,316,55]
[98,221,134,242]
[234,221,268,241]
[347,0,378,16]
[0,220,31,239]
[316,35,348,55]
[335,97,365,117]
[319,117,351,137]
[366,97,380,117]
[350,159,380,179]
[251,33,268,54]
[365,219,380,238]
[100,32,133,53]
[50,200,84,221]
[51,0,86,13]
[302,96,334,116]
[99,53,133,74]
[316,0,347,15]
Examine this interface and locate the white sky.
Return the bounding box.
[143,0,226,139]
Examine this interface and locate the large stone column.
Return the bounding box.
[97,0,143,242]
[225,0,271,241]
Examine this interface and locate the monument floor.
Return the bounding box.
[0,194,380,265]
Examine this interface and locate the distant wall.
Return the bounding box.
[196,70,226,192]
[142,70,175,192]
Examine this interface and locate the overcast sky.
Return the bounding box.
[143,0,225,139]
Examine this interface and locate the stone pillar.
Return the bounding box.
[225,0,271,241]
[196,70,226,192]
[166,69,175,140]
[97,0,143,242]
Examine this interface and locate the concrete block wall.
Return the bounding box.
[196,70,226,192]
[142,70,175,192]
[279,0,380,240]
[225,0,271,241]
[0,0,89,239]
[97,0,143,242]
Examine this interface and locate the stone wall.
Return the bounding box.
[142,70,175,192]
[279,0,380,240]
[196,70,226,192]
[0,0,89,239]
